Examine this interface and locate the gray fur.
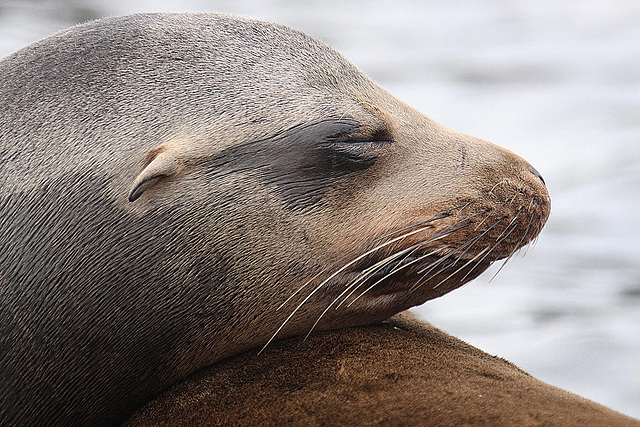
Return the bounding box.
[0,13,549,425]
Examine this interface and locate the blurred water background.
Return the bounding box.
[1,0,638,418]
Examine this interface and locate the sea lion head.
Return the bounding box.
[0,12,550,424]
[120,13,550,346]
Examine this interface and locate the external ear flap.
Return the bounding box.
[128,148,180,202]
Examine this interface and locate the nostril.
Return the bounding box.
[529,166,546,187]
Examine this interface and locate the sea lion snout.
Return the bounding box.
[441,137,551,259]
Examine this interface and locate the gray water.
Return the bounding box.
[1,0,639,419]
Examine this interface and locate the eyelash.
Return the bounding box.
[316,139,389,171]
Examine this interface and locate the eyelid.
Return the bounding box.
[316,140,385,170]
[332,138,390,146]
[326,127,393,145]
[317,140,388,152]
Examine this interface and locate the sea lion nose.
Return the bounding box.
[529,165,546,187]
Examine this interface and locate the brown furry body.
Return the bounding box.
[126,314,639,426]
[1,13,549,425]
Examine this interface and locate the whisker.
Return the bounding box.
[276,273,322,311]
[334,244,424,310]
[444,246,492,286]
[493,207,522,242]
[304,249,419,339]
[431,216,506,289]
[341,221,474,309]
[532,232,541,249]
[408,210,497,291]
[488,179,508,196]
[259,225,432,354]
[444,214,507,267]
[517,211,536,259]
[276,210,455,311]
[523,211,542,258]
[417,212,502,278]
[268,202,501,351]
[342,216,478,305]
[456,211,530,284]
[457,221,517,285]
[304,213,477,338]
[456,244,497,285]
[413,236,473,280]
[333,246,418,311]
[370,213,446,244]
[360,199,473,250]
[472,197,512,231]
[487,221,522,283]
[345,248,441,309]
[488,258,509,283]
[412,241,492,294]
[410,254,454,291]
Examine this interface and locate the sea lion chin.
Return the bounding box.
[0,12,550,425]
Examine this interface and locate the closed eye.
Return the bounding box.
[202,118,391,210]
[316,127,392,171]
[317,140,388,169]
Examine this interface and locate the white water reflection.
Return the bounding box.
[1,0,638,418]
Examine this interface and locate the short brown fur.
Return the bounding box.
[127,314,639,427]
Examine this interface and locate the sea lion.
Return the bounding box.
[0,13,549,425]
[125,314,639,427]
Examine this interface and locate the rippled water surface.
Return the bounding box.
[2,0,639,418]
